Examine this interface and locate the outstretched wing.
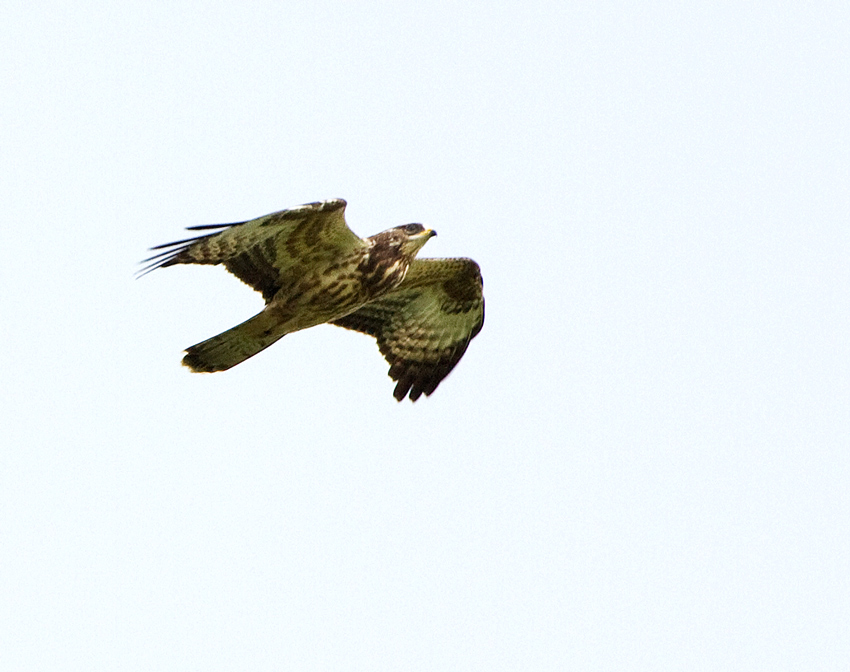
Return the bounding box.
[331,257,484,401]
[139,199,365,301]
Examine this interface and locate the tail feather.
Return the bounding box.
[182,310,285,372]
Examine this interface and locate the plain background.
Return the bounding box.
[1,2,848,670]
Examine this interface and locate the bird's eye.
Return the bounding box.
[403,224,424,234]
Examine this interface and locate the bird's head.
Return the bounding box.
[394,223,437,257]
[363,224,437,290]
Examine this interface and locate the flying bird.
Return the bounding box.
[140,199,484,401]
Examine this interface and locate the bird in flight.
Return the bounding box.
[140,199,484,401]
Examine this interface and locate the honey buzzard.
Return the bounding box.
[141,199,484,401]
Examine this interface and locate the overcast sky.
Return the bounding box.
[1,2,848,670]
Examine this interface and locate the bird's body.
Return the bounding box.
[141,198,484,401]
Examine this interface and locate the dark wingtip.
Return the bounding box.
[393,375,415,402]
[391,376,426,402]
[135,254,178,279]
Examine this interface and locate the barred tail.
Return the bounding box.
[182,310,286,372]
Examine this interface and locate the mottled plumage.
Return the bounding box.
[141,199,484,401]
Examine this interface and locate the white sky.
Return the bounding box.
[1,2,848,670]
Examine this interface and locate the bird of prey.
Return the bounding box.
[140,198,484,401]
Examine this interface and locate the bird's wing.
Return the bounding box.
[331,257,484,401]
[139,199,365,301]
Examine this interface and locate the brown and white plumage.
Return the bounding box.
[331,258,484,401]
[141,198,484,401]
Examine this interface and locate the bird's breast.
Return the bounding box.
[358,257,408,297]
